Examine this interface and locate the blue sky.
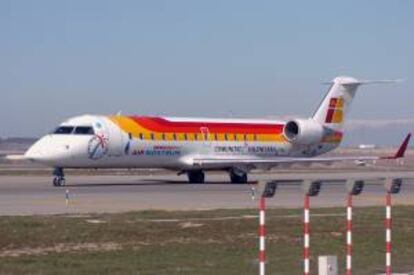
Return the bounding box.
[1,0,413,137]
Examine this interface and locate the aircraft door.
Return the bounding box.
[106,119,124,157]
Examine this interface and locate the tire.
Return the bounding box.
[187,171,205,184]
[53,178,59,187]
[53,177,65,187]
[230,172,248,184]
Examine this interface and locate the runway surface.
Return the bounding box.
[1,170,414,215]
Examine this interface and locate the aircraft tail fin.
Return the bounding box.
[312,76,401,133]
[382,133,411,160]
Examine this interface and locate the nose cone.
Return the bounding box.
[24,136,72,165]
[24,143,43,161]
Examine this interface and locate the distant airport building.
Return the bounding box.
[358,144,377,149]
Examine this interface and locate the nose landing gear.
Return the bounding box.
[52,167,66,187]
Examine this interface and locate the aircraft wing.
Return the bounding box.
[192,133,411,170]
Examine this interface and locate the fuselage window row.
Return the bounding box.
[133,132,261,142]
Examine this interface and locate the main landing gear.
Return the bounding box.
[187,170,205,184]
[52,167,66,187]
[184,169,248,184]
[229,169,248,184]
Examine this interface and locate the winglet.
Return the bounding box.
[382,133,411,159]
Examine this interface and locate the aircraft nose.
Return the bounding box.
[24,138,52,163]
[24,144,43,161]
[24,136,71,164]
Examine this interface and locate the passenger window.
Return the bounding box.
[54,126,74,134]
[224,134,228,141]
[254,134,257,141]
[150,133,155,140]
[194,134,198,141]
[139,133,144,140]
[162,133,166,140]
[214,133,218,141]
[233,134,237,141]
[173,133,177,140]
[184,133,188,140]
[244,134,247,141]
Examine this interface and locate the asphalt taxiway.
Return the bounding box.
[1,171,414,215]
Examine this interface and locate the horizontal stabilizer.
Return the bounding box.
[323,78,403,86]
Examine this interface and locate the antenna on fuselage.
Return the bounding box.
[227,108,235,118]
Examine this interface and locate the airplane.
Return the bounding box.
[21,76,410,186]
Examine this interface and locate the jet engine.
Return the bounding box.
[283,119,324,145]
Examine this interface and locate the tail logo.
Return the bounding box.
[325,97,344,124]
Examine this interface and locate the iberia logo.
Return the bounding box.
[87,134,108,160]
[325,97,344,123]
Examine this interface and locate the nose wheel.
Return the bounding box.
[52,167,66,187]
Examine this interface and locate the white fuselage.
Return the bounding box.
[25,115,338,171]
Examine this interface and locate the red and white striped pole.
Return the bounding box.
[259,197,266,275]
[346,194,353,275]
[304,194,310,275]
[385,192,392,275]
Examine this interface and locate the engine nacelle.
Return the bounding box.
[283,119,324,145]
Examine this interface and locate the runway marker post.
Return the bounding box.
[385,192,392,275]
[302,180,322,275]
[65,189,69,207]
[257,181,278,275]
[384,178,402,275]
[251,186,256,201]
[259,196,266,275]
[345,180,365,275]
[304,194,310,275]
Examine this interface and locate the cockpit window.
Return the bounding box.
[74,126,95,135]
[53,126,74,134]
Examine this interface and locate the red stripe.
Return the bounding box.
[129,116,284,134]
[347,221,352,231]
[347,244,352,254]
[260,198,266,210]
[304,195,310,209]
[385,219,392,228]
[304,223,310,234]
[259,250,266,262]
[386,266,391,274]
[325,109,335,123]
[259,226,266,236]
[386,242,392,252]
[386,193,392,205]
[348,195,353,206]
[329,98,338,108]
[303,248,309,258]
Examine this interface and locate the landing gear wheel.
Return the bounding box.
[52,167,66,187]
[187,170,205,184]
[230,171,248,184]
[53,177,65,187]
